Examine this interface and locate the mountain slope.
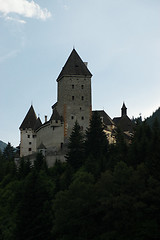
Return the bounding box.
[145,107,160,126]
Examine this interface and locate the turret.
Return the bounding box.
[121,102,127,117]
[19,105,42,157]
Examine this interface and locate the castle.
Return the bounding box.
[19,49,133,165]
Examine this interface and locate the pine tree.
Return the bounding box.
[84,111,109,176]
[3,143,15,161]
[85,111,109,159]
[66,121,84,170]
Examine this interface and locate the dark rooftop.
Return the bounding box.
[19,105,38,130]
[57,49,92,81]
[93,110,115,126]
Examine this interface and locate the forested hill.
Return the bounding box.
[0,113,160,239]
[0,140,7,152]
[145,107,160,126]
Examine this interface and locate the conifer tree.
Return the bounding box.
[66,121,84,170]
[85,111,109,159]
[84,111,109,176]
[3,143,15,161]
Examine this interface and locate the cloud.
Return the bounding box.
[0,49,19,63]
[0,0,51,20]
[5,16,26,24]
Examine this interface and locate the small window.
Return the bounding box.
[72,96,74,100]
[29,148,32,152]
[56,120,58,123]
[72,84,74,89]
[80,107,82,111]
[81,85,84,89]
[29,142,32,145]
[28,135,30,138]
[81,96,84,100]
[81,116,84,120]
[71,116,74,120]
[32,135,36,138]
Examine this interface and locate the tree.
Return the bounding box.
[66,121,84,170]
[52,170,97,240]
[15,169,54,240]
[3,143,15,161]
[84,112,109,176]
[85,111,109,159]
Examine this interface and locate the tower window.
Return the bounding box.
[28,135,30,138]
[80,107,82,111]
[81,85,84,89]
[72,84,74,89]
[71,116,74,120]
[29,142,32,145]
[81,96,84,100]
[29,148,32,152]
[81,116,84,120]
[72,96,74,100]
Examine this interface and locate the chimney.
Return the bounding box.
[45,115,47,122]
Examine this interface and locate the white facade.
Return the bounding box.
[36,120,64,151]
[20,129,36,157]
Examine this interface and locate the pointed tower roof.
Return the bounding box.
[121,102,127,116]
[50,108,63,121]
[57,49,92,81]
[34,117,42,130]
[19,105,37,130]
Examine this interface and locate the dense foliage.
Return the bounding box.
[0,114,160,239]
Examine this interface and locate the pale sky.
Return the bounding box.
[0,0,160,147]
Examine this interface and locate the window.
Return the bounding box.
[71,116,74,120]
[33,135,36,138]
[81,85,84,89]
[100,117,104,123]
[80,107,82,111]
[72,96,74,100]
[72,84,74,89]
[81,116,84,120]
[29,148,32,151]
[81,96,84,100]
[28,135,30,138]
[29,142,32,145]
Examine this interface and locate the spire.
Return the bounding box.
[121,102,127,117]
[56,49,92,81]
[19,105,37,130]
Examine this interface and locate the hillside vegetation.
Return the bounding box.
[0,140,7,152]
[0,112,160,240]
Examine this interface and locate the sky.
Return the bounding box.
[0,0,160,147]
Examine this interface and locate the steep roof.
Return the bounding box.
[50,108,63,121]
[19,105,37,130]
[113,115,134,132]
[34,117,42,130]
[93,110,115,126]
[57,49,92,81]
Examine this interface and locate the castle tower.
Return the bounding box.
[19,105,42,157]
[121,102,127,117]
[55,49,92,138]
